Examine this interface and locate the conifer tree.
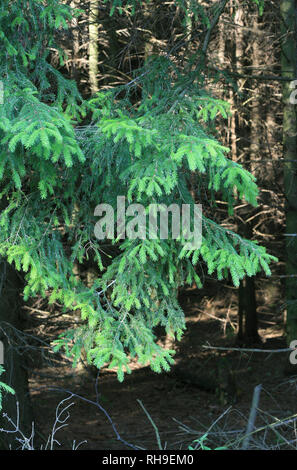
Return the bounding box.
[0,0,275,387]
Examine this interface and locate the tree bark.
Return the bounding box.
[249,15,261,175]
[280,0,297,346]
[89,0,99,94]
[70,0,80,82]
[237,223,260,344]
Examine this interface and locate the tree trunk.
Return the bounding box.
[280,0,297,347]
[237,223,260,344]
[70,0,80,82]
[238,273,259,344]
[249,15,261,175]
[89,0,99,94]
[234,1,245,96]
[0,261,33,449]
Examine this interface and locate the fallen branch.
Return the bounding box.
[202,344,293,354]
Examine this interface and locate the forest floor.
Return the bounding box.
[27,278,297,450]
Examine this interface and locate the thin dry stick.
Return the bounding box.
[242,384,262,450]
[202,344,293,354]
[137,399,162,450]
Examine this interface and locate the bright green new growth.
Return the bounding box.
[0,366,15,412]
[188,433,228,450]
[0,0,276,381]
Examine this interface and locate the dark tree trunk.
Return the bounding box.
[237,223,260,344]
[280,0,297,346]
[280,0,297,375]
[238,275,259,344]
[0,260,33,449]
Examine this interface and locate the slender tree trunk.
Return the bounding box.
[70,0,80,82]
[229,88,237,161]
[229,1,245,162]
[234,1,245,95]
[237,223,260,344]
[241,275,258,341]
[249,16,261,175]
[89,0,99,94]
[0,261,33,449]
[221,10,237,161]
[280,0,297,347]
